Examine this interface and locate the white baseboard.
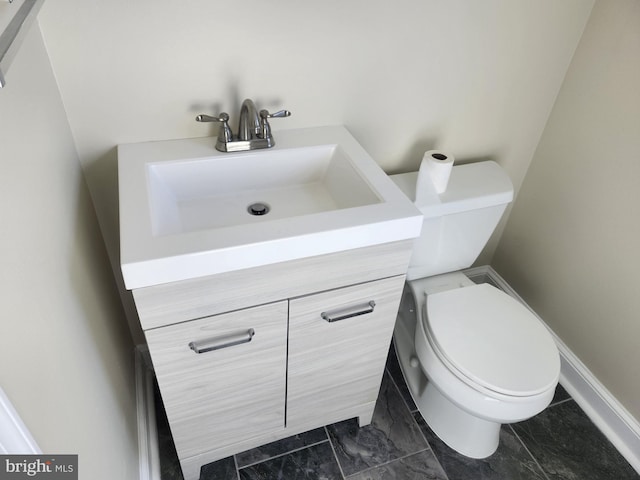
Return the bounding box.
[0,387,41,454]
[558,345,640,473]
[135,346,161,480]
[466,266,640,474]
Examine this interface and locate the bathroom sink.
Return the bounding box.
[146,143,380,236]
[119,126,422,289]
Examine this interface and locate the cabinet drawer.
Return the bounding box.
[287,275,405,429]
[146,301,288,460]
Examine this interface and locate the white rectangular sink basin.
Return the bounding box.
[119,126,422,289]
[147,144,381,236]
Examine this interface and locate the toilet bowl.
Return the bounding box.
[389,162,560,458]
[395,272,559,458]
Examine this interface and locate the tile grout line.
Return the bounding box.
[384,366,450,479]
[384,366,434,453]
[232,454,241,480]
[508,424,552,480]
[411,414,451,480]
[548,397,574,408]
[324,425,347,480]
[235,438,331,471]
[412,411,433,453]
[384,364,419,415]
[342,448,433,479]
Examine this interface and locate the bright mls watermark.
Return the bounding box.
[0,456,77,479]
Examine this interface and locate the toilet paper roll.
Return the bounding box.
[417,150,454,196]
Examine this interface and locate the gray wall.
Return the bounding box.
[0,26,139,479]
[494,0,640,421]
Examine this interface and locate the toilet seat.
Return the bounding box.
[424,283,559,397]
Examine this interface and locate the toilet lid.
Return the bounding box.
[425,284,559,397]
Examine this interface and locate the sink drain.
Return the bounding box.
[248,202,270,216]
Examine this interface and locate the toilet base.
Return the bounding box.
[418,382,500,459]
[393,314,500,459]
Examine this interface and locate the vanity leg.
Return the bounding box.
[357,404,376,427]
[180,458,202,480]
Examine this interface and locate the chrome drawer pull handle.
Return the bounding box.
[321,301,376,323]
[189,328,255,354]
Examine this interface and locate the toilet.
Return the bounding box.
[390,161,560,459]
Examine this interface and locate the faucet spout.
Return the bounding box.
[238,99,261,141]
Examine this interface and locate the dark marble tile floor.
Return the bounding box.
[155,343,639,480]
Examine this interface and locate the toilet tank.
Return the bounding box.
[390,161,513,280]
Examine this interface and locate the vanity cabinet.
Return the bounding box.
[134,240,413,480]
[145,301,288,460]
[287,275,405,430]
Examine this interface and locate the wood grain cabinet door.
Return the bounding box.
[287,275,405,429]
[146,301,288,460]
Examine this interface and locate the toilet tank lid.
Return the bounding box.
[392,161,514,218]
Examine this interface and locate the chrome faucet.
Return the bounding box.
[238,99,261,141]
[196,98,291,152]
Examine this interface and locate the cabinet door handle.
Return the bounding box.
[321,301,376,323]
[189,328,255,354]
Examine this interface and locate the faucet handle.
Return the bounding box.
[259,109,291,139]
[196,112,233,143]
[260,109,291,119]
[196,112,229,123]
